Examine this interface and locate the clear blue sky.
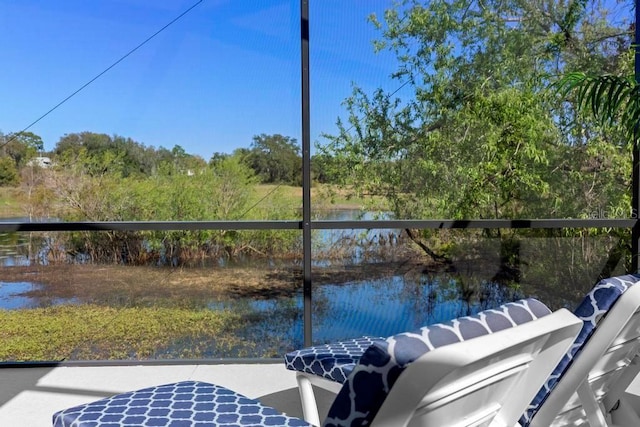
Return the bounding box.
[0,1,402,159]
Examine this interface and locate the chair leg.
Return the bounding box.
[576,380,608,427]
[296,373,321,426]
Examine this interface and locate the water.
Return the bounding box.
[0,282,41,309]
[311,277,519,339]
[198,273,524,357]
[0,282,78,309]
[0,265,543,358]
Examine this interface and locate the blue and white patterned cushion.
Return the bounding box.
[519,274,640,427]
[52,380,313,427]
[284,336,385,383]
[321,298,552,427]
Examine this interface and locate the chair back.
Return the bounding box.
[523,274,640,427]
[322,301,582,427]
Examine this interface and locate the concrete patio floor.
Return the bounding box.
[3,361,640,426]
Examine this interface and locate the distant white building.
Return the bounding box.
[27,157,52,168]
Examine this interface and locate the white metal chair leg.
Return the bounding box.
[296,373,321,426]
[576,380,608,427]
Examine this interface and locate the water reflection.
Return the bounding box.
[313,210,402,265]
[0,282,41,309]
[0,232,30,267]
[0,282,78,309]
[312,276,524,341]
[198,273,525,357]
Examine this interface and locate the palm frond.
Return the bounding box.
[553,72,640,143]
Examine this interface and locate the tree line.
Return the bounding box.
[312,0,635,283]
[0,131,319,187]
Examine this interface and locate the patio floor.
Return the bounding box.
[3,361,640,426]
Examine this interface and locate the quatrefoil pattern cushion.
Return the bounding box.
[322,298,552,427]
[284,336,385,383]
[519,274,640,427]
[52,381,313,427]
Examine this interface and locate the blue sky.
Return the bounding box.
[0,1,402,159]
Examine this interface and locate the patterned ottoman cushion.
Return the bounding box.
[53,381,313,427]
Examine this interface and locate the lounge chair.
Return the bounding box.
[286,274,640,427]
[285,297,553,424]
[521,274,640,426]
[52,303,581,427]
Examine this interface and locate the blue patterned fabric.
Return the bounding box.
[52,381,313,427]
[321,298,552,427]
[284,336,385,383]
[518,274,640,427]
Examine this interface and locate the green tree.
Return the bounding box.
[54,132,204,178]
[209,152,230,168]
[55,132,111,156]
[320,0,632,219]
[244,134,301,185]
[0,131,44,169]
[548,6,636,220]
[317,0,633,268]
[170,144,207,175]
[311,152,342,184]
[555,72,639,145]
[0,157,19,186]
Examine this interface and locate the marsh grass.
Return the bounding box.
[0,305,246,361]
[2,265,304,304]
[0,187,25,218]
[254,184,387,211]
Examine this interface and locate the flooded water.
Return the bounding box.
[0,268,526,358]
[0,282,78,309]
[0,210,610,358]
[192,273,525,357]
[0,282,43,309]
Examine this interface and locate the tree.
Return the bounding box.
[54,132,111,156]
[311,152,342,184]
[244,134,301,185]
[209,152,230,168]
[0,131,44,169]
[554,72,639,144]
[169,144,207,174]
[0,157,18,186]
[320,0,632,218]
[317,0,633,267]
[53,132,208,178]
